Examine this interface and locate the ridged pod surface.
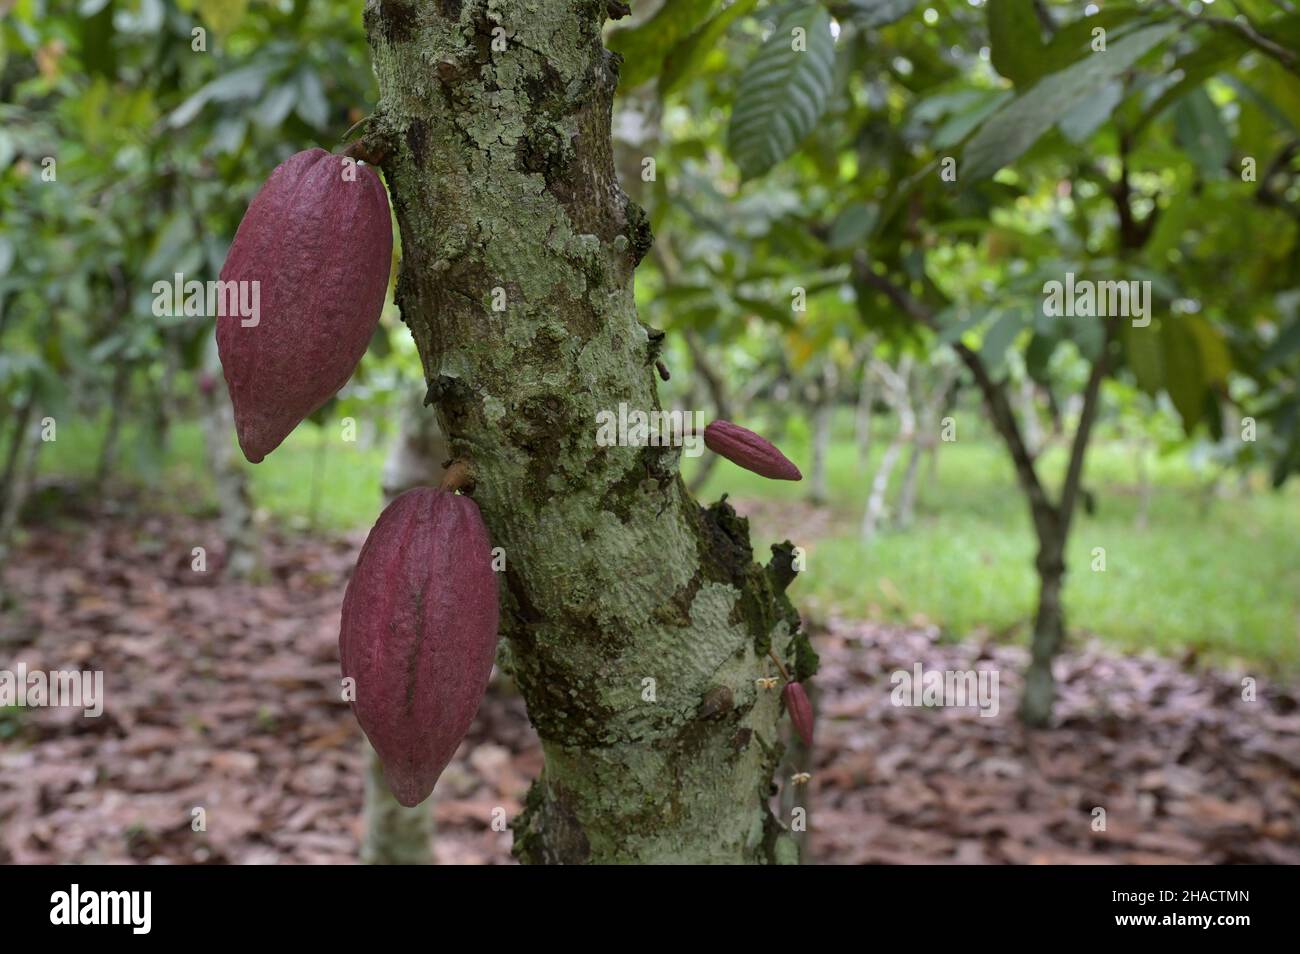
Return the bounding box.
[217,148,392,462]
[339,488,500,807]
[703,420,802,481]
[783,681,814,747]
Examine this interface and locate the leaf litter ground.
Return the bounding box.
[1,509,1296,864]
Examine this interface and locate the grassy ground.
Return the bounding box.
[28,407,1300,671]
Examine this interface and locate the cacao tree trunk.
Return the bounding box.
[808,363,835,506]
[96,365,130,489]
[364,0,810,864]
[854,351,874,467]
[0,398,40,578]
[1020,538,1066,728]
[361,392,451,865]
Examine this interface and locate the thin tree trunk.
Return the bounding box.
[1,397,34,506]
[862,435,903,542]
[1020,539,1065,727]
[96,365,130,488]
[809,389,833,506]
[365,1,808,864]
[855,353,874,466]
[683,329,726,495]
[895,444,922,529]
[0,401,40,576]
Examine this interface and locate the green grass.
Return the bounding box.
[34,415,386,532]
[26,407,1300,670]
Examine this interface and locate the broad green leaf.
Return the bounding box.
[987,0,1050,87]
[1058,80,1123,144]
[1173,87,1230,178]
[827,203,878,250]
[1187,315,1231,383]
[1122,322,1163,395]
[609,0,720,90]
[1133,31,1249,137]
[660,0,760,96]
[168,62,274,127]
[1042,4,1141,66]
[963,23,1177,181]
[981,307,1024,370]
[842,0,918,29]
[727,6,836,180]
[1162,321,1205,430]
[933,90,1013,149]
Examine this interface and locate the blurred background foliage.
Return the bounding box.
[2,0,1298,678]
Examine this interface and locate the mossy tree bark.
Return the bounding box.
[362,0,814,863]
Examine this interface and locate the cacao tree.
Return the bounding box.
[358,0,814,863]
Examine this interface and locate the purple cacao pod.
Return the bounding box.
[339,488,500,807]
[703,420,802,481]
[783,681,814,747]
[217,148,392,463]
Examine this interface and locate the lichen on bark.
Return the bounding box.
[364,0,810,863]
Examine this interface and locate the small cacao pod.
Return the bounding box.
[339,488,500,807]
[217,148,392,463]
[783,681,814,747]
[703,420,802,481]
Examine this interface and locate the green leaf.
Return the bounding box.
[1187,315,1232,384]
[609,0,720,90]
[727,6,836,180]
[980,307,1024,371]
[1058,80,1123,144]
[167,62,274,128]
[660,0,759,97]
[987,0,1049,87]
[827,203,879,250]
[1122,323,1163,395]
[1173,87,1231,178]
[963,23,1177,181]
[1162,321,1205,430]
[842,0,918,29]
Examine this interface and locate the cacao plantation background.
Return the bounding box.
[1,0,1299,867]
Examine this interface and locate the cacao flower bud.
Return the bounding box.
[217,148,392,463]
[703,420,802,481]
[339,488,500,807]
[783,681,814,747]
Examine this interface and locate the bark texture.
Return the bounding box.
[364,0,812,864]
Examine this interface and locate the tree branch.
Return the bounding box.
[1158,0,1298,75]
[1059,319,1117,539]
[852,256,1056,524]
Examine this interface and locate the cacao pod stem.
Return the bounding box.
[438,459,474,493]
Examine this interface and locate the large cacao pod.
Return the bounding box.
[217,148,392,463]
[339,488,500,807]
[703,419,802,481]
